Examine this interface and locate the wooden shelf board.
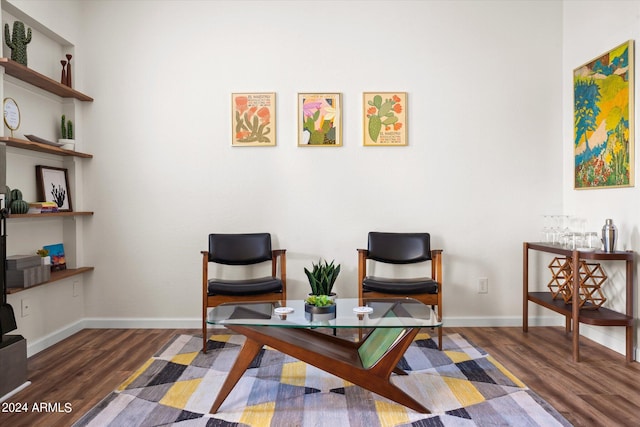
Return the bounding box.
[1,136,93,158]
[528,292,633,326]
[6,267,94,294]
[0,58,93,101]
[8,211,93,219]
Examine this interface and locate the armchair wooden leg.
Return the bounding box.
[202,315,208,354]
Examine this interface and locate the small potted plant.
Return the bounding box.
[304,259,340,320]
[304,259,340,298]
[58,114,75,150]
[36,248,50,266]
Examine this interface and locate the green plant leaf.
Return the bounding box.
[382,116,398,126]
[369,115,381,142]
[378,100,393,117]
[373,95,382,108]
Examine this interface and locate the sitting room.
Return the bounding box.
[1,0,639,425]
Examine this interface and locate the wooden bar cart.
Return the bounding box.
[523,242,634,362]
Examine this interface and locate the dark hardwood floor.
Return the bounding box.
[1,327,639,426]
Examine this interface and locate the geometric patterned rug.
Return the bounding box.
[72,332,572,427]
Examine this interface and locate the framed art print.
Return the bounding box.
[574,40,634,189]
[232,92,276,146]
[298,93,342,146]
[363,92,407,146]
[36,165,72,211]
[43,243,66,271]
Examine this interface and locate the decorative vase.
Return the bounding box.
[304,303,336,321]
[60,60,67,84]
[58,139,75,150]
[65,54,72,87]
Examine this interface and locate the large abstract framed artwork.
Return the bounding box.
[363,92,407,146]
[574,40,634,189]
[232,93,276,146]
[298,93,342,146]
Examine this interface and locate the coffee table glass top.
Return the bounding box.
[207,298,441,328]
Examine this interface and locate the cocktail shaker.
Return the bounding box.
[601,219,617,252]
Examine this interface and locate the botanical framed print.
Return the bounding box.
[36,165,72,211]
[363,92,407,146]
[232,92,276,146]
[298,93,342,146]
[574,40,634,189]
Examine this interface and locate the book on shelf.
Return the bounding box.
[28,201,59,214]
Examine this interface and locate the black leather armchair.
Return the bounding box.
[202,233,286,353]
[358,232,443,349]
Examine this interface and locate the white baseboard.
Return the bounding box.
[26,320,86,357]
[26,316,636,361]
[83,317,202,329]
[0,381,31,403]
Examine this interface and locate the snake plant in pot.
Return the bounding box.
[304,259,341,320]
[305,259,341,298]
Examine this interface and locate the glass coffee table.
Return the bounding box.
[207,298,441,414]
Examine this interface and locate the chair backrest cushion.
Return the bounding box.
[367,232,432,264]
[208,233,273,265]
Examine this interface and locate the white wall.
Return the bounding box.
[562,1,640,355]
[79,0,562,318]
[8,1,570,353]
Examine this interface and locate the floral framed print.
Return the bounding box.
[298,93,342,146]
[574,40,634,189]
[363,92,407,146]
[36,165,72,211]
[232,92,276,146]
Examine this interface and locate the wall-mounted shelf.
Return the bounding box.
[0,58,93,101]
[7,211,94,219]
[0,136,93,158]
[6,267,95,294]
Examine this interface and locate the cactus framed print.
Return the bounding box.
[232,93,276,146]
[363,92,407,146]
[574,40,634,189]
[298,93,342,146]
[35,166,72,212]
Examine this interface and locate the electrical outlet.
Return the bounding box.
[21,298,31,317]
[478,277,488,294]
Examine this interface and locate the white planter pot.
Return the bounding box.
[58,139,75,150]
[41,256,51,266]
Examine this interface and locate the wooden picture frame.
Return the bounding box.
[232,92,276,146]
[363,92,407,146]
[574,40,634,189]
[36,165,72,211]
[298,93,342,146]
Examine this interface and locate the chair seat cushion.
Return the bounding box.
[208,277,283,296]
[363,276,438,294]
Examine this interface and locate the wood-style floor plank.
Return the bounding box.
[0,327,638,426]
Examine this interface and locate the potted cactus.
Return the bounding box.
[58,114,74,150]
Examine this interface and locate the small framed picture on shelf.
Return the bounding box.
[43,243,66,272]
[36,165,72,211]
